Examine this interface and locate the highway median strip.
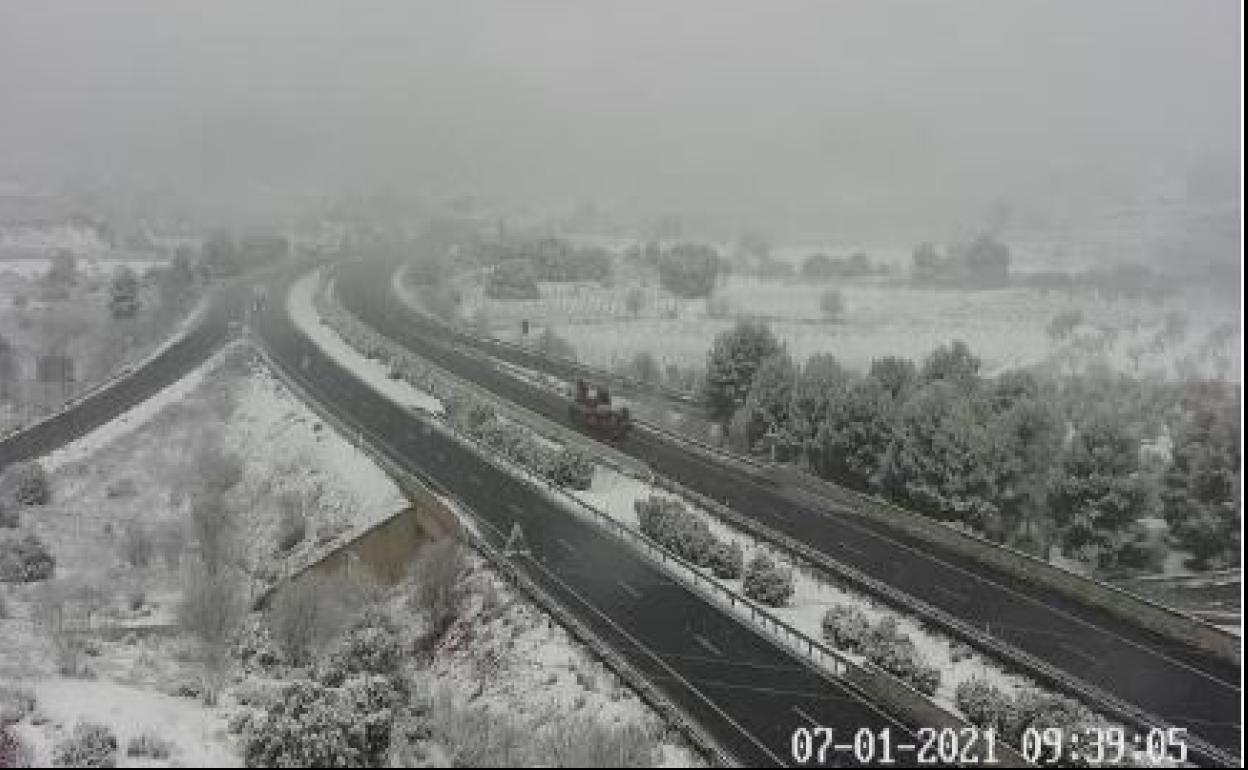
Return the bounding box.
[306,266,1201,766]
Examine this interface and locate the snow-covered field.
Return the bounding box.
[0,257,169,280]
[455,271,1240,382]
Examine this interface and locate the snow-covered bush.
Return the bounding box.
[52,722,118,768]
[0,462,49,507]
[860,617,941,696]
[954,677,1012,730]
[408,539,465,637]
[0,534,55,583]
[319,610,403,687]
[125,732,172,759]
[1001,690,1097,746]
[235,616,285,671]
[742,553,794,607]
[821,604,872,651]
[708,540,744,579]
[542,447,595,490]
[242,678,397,768]
[1,724,33,769]
[0,687,35,726]
[635,495,718,567]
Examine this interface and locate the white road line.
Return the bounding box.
[791,705,820,727]
[556,537,578,555]
[534,559,779,766]
[505,502,525,516]
[1058,641,1101,668]
[617,579,642,599]
[467,472,483,486]
[693,633,724,657]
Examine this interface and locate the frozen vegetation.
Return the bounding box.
[1,335,699,766]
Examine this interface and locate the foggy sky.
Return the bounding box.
[0,0,1240,235]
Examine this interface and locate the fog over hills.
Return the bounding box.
[0,1,1240,254]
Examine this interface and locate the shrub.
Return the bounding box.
[708,540,744,579]
[742,553,794,607]
[0,499,16,529]
[0,463,49,507]
[0,687,35,726]
[319,610,403,687]
[821,604,872,652]
[1002,690,1095,746]
[125,732,172,759]
[543,448,595,490]
[955,677,1012,730]
[860,617,940,693]
[266,578,337,667]
[634,496,718,568]
[242,678,396,768]
[0,534,55,583]
[1,724,33,769]
[119,523,153,568]
[52,722,118,768]
[408,539,465,637]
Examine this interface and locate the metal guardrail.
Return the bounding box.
[0,289,218,448]
[393,262,705,406]
[247,330,738,768]
[396,262,1241,670]
[379,265,1239,766]
[317,273,1028,761]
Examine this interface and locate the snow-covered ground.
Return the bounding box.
[4,326,703,766]
[288,270,444,415]
[453,270,1240,383]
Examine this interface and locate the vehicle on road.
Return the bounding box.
[568,378,631,439]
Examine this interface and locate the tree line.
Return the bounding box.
[705,320,1240,571]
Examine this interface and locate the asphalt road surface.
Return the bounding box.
[336,258,1241,761]
[0,285,246,469]
[250,270,927,768]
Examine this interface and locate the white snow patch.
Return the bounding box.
[40,343,240,473]
[12,678,240,767]
[288,270,444,416]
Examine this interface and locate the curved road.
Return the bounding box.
[337,258,1241,762]
[0,285,246,468]
[250,270,923,768]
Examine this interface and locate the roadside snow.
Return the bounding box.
[288,270,443,415]
[40,342,240,473]
[11,679,239,768]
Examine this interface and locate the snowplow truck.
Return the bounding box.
[568,378,632,439]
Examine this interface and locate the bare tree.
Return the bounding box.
[265,574,353,666]
[177,563,245,703]
[408,537,465,635]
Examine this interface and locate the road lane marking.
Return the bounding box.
[505,502,525,517]
[693,634,724,657]
[555,537,578,555]
[616,579,642,599]
[1058,641,1101,668]
[467,472,483,486]
[792,706,820,726]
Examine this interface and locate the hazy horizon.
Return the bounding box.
[1,1,1241,244]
